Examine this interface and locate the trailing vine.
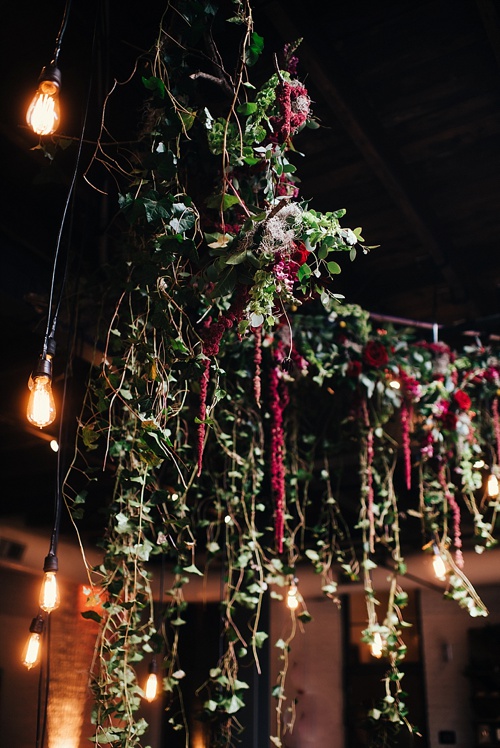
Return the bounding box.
[57,2,500,746]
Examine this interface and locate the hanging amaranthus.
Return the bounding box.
[269,351,289,553]
[438,464,464,568]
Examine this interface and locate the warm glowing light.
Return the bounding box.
[389,379,401,390]
[224,514,231,524]
[171,492,179,501]
[432,551,447,581]
[145,671,158,702]
[23,614,44,669]
[40,571,60,613]
[50,439,59,452]
[23,632,42,669]
[473,459,485,469]
[145,660,159,702]
[286,580,300,610]
[27,374,56,428]
[26,78,60,135]
[370,631,384,658]
[488,473,499,498]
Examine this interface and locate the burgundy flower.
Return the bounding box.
[363,340,389,369]
[272,80,310,141]
[291,241,309,266]
[276,175,300,199]
[269,351,289,553]
[399,369,421,400]
[453,390,471,411]
[347,360,362,377]
[441,411,457,431]
[485,366,500,382]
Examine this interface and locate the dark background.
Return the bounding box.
[1,0,500,530]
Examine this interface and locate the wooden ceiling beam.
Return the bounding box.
[260,0,475,311]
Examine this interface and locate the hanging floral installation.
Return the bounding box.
[61,1,500,746]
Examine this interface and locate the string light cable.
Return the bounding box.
[26,0,95,432]
[22,7,102,748]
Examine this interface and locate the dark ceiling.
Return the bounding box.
[1,0,500,530]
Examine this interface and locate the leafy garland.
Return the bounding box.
[62,2,500,746]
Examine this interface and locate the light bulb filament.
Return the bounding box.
[40,571,60,613]
[145,672,158,702]
[23,633,42,669]
[22,614,45,670]
[27,374,56,428]
[26,75,61,136]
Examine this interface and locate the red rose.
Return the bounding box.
[363,340,389,369]
[453,390,471,411]
[291,241,309,266]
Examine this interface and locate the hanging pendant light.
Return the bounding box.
[26,0,73,136]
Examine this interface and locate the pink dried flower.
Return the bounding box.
[400,402,412,490]
[361,399,375,553]
[438,465,463,568]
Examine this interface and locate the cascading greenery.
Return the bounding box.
[63,1,500,746]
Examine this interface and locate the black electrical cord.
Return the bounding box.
[32,3,102,746]
[51,0,73,67]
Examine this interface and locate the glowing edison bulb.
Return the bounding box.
[23,632,42,669]
[286,580,299,611]
[488,473,499,498]
[432,551,447,581]
[145,672,158,702]
[39,572,60,613]
[145,661,159,702]
[22,614,44,670]
[370,632,384,659]
[27,374,56,428]
[26,68,61,136]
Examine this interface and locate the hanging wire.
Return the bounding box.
[42,0,97,551]
[50,0,73,67]
[31,3,101,745]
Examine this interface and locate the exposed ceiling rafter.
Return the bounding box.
[261,0,478,316]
